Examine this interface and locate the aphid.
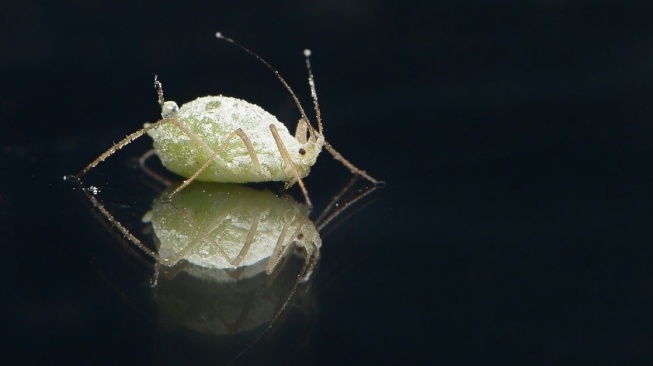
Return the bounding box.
[72,32,383,206]
[66,33,383,364]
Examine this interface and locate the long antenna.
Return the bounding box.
[303,49,323,136]
[215,32,319,138]
[216,32,383,186]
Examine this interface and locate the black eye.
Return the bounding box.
[299,148,306,155]
[297,233,304,240]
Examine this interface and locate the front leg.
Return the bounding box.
[270,124,312,207]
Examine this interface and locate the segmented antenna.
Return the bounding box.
[303,49,323,136]
[215,32,321,138]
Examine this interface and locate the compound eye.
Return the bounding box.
[162,101,179,118]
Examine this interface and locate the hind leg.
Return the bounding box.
[164,127,262,201]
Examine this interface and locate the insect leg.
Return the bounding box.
[165,128,262,200]
[160,203,265,269]
[323,141,384,185]
[301,50,383,185]
[138,149,175,187]
[265,211,299,275]
[72,179,159,261]
[72,119,171,179]
[232,211,261,266]
[174,118,263,176]
[269,124,313,207]
[163,202,240,266]
[299,241,320,282]
[232,128,263,172]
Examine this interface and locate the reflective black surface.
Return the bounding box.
[3,1,653,365]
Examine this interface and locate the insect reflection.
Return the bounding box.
[148,181,321,283]
[71,171,378,365]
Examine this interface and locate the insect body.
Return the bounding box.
[66,33,382,364]
[147,95,324,184]
[73,33,382,206]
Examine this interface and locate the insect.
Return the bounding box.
[72,32,383,206]
[66,32,383,364]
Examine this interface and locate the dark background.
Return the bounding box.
[3,1,653,365]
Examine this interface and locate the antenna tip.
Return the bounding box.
[215,32,223,39]
[303,49,312,57]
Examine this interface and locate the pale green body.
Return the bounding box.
[147,96,323,183]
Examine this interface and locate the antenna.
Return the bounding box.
[302,49,323,136]
[215,32,321,138]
